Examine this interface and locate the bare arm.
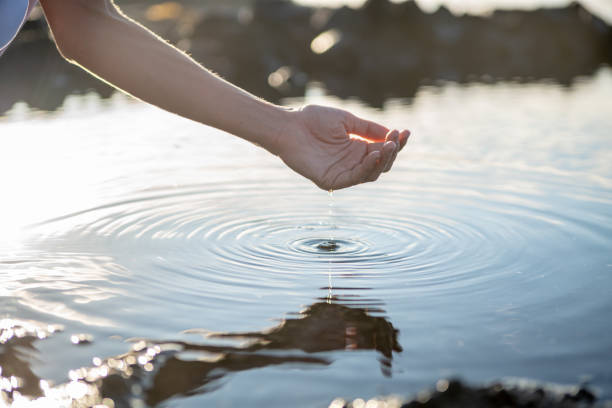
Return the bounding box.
[38,0,410,190]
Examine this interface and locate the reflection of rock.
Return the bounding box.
[1,0,610,112]
[0,20,113,114]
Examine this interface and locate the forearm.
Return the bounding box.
[38,0,409,191]
[40,0,292,153]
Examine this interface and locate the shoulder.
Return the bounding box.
[0,0,31,51]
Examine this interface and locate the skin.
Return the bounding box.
[38,0,410,191]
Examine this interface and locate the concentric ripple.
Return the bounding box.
[27,163,612,309]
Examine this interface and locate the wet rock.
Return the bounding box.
[563,387,597,404]
[395,378,600,408]
[334,379,602,408]
[71,333,94,345]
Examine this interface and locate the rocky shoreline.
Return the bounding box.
[1,0,610,112]
[330,379,605,408]
[188,0,612,106]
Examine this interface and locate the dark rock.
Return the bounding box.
[562,387,597,404]
[445,379,464,397]
[188,1,316,102]
[309,0,611,106]
[362,0,393,23]
[486,383,517,406]
[394,378,600,408]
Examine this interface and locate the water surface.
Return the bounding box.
[1,69,612,407]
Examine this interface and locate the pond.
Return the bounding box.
[1,68,611,407]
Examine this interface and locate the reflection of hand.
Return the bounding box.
[277,105,410,190]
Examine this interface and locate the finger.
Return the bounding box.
[367,140,396,182]
[345,113,389,142]
[366,129,400,154]
[384,131,400,172]
[381,139,397,175]
[398,129,411,151]
[383,147,398,173]
[333,150,381,190]
[366,140,385,154]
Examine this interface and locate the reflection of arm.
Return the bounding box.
[39,0,289,154]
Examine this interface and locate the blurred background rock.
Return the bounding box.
[0,0,610,113]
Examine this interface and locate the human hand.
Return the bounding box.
[276,105,410,191]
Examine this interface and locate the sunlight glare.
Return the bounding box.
[311,29,342,54]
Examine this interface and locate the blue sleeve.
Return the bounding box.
[0,0,30,51]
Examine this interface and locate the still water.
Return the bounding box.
[1,68,612,407]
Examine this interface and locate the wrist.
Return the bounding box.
[257,104,302,157]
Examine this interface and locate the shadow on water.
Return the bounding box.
[0,291,401,406]
[1,0,611,112]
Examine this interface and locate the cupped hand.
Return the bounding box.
[277,104,410,191]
